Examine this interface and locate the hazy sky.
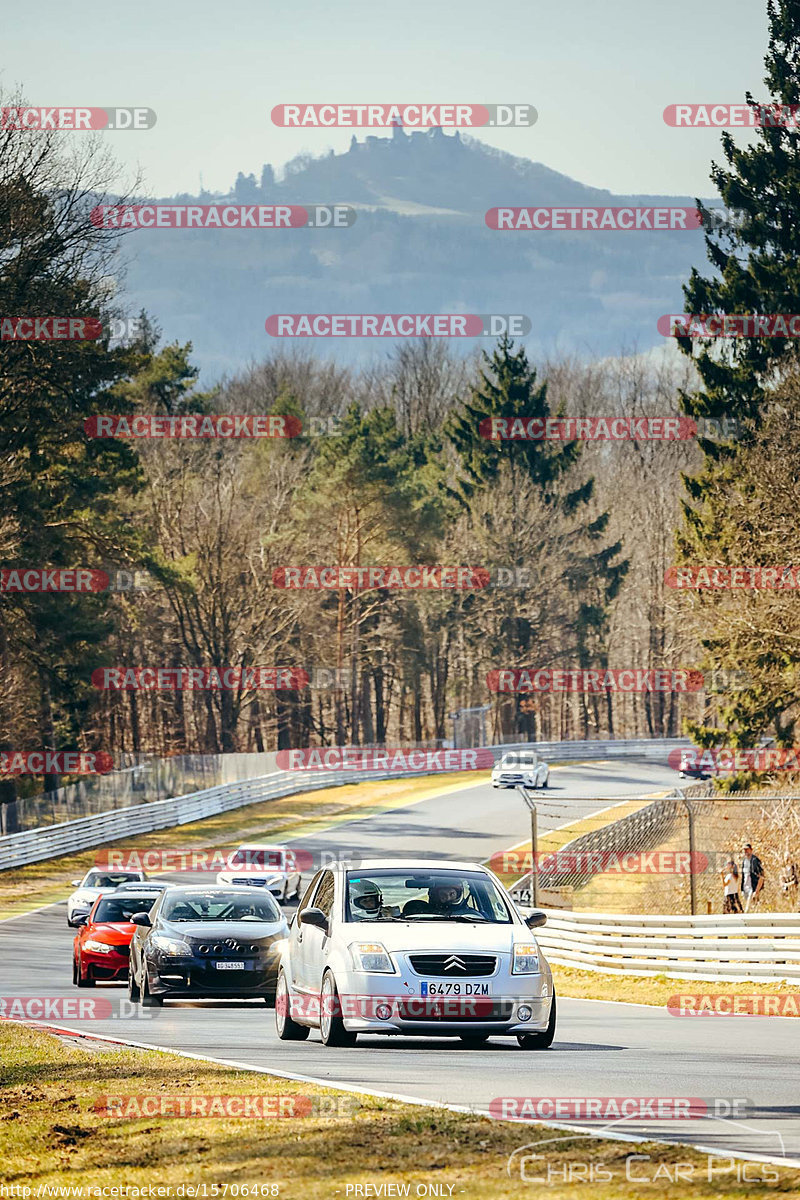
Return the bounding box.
[3,0,769,198]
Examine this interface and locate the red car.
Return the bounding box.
[72,891,160,987]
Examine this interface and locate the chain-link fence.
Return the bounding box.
[0,753,281,835]
[504,792,800,916]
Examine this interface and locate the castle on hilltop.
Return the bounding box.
[348,123,463,153]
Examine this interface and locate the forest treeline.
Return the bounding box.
[3,0,800,803]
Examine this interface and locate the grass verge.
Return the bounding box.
[551,963,800,1011]
[2,1024,799,1196]
[0,772,487,921]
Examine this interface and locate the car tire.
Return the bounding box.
[76,955,95,988]
[319,972,357,1047]
[72,957,79,987]
[541,776,549,789]
[141,968,163,1007]
[128,963,141,1002]
[517,991,556,1050]
[275,970,309,1041]
[459,1033,490,1047]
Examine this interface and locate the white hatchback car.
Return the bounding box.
[216,844,302,903]
[275,860,555,1049]
[67,868,147,926]
[491,750,549,789]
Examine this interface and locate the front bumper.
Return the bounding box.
[492,773,536,788]
[83,947,129,981]
[146,952,280,998]
[290,963,552,1036]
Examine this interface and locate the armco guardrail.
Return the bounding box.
[0,766,422,872]
[0,737,687,872]
[532,909,800,984]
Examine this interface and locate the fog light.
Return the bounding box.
[376,1004,392,1021]
[517,1004,533,1022]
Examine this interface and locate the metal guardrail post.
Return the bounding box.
[675,789,697,916]
[516,785,538,907]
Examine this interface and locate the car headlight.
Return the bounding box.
[83,939,115,954]
[512,942,540,974]
[151,934,192,956]
[348,942,396,974]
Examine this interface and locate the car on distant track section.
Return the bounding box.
[491,750,549,789]
[216,843,303,902]
[67,868,148,926]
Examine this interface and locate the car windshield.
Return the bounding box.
[82,872,142,888]
[161,893,281,922]
[93,897,155,922]
[229,849,283,868]
[345,871,513,923]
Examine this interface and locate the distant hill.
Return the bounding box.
[121,127,713,379]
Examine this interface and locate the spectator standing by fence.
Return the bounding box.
[741,843,765,911]
[722,859,743,914]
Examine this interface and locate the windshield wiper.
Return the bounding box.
[402,913,490,922]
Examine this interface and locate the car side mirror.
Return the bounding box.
[525,910,547,929]
[131,912,152,927]
[71,880,83,887]
[75,914,88,926]
[299,906,328,932]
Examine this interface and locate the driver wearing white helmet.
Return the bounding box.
[350,879,400,920]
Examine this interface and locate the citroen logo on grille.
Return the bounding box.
[444,955,466,973]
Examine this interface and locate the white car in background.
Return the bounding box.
[216,844,302,903]
[275,860,555,1049]
[66,868,147,926]
[491,749,549,789]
